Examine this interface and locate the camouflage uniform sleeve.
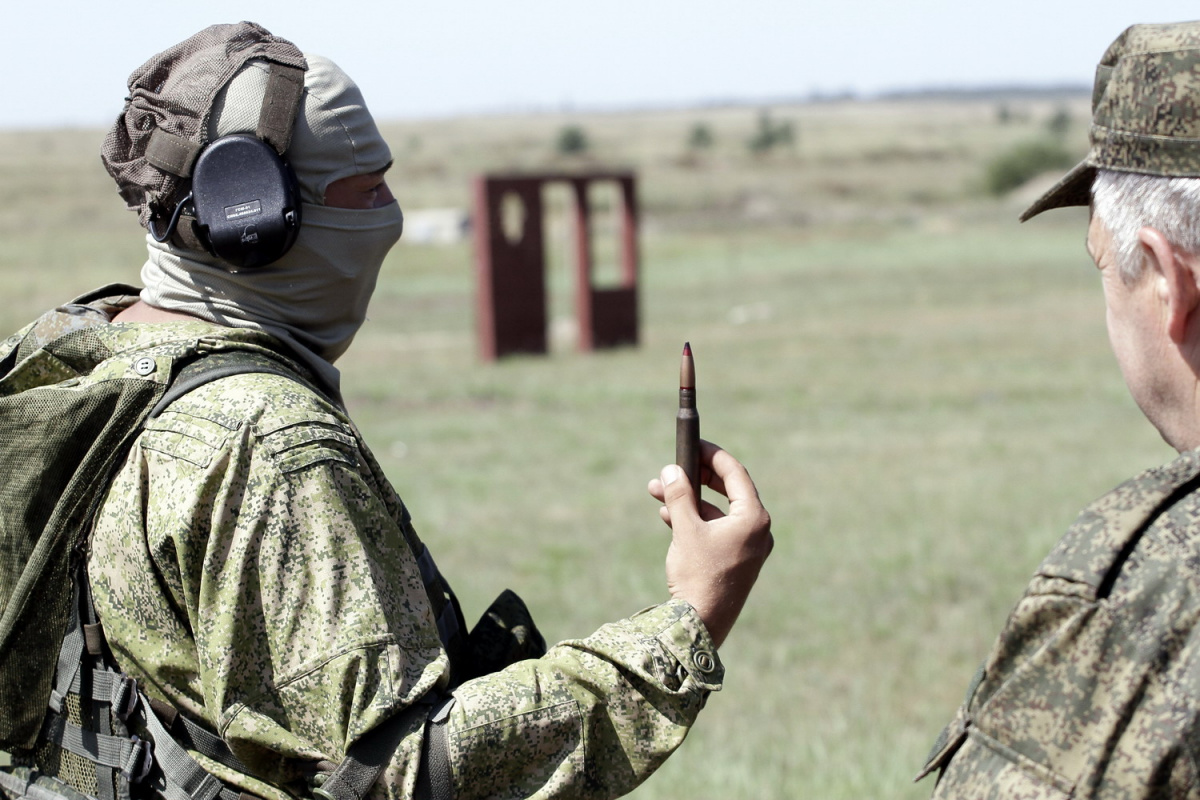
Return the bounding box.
[433,599,722,800]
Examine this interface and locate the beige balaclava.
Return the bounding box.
[138,54,403,396]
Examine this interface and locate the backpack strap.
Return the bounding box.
[414,699,454,800]
[142,696,253,775]
[151,349,311,419]
[311,695,454,800]
[40,568,273,800]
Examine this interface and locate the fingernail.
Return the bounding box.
[661,465,681,486]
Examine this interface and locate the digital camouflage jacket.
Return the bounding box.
[12,291,723,800]
[920,449,1200,799]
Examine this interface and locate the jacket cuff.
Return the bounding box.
[629,600,724,692]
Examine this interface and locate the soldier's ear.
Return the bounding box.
[1138,226,1200,345]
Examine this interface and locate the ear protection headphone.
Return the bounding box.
[149,135,301,270]
[147,62,306,271]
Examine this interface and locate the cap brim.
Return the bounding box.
[1019,159,1095,222]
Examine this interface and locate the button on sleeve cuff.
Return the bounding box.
[629,599,725,693]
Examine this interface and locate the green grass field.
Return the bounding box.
[0,94,1175,797]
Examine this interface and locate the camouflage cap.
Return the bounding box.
[1022,20,1200,221]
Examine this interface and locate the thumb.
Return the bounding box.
[660,464,701,524]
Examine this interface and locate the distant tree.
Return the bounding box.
[996,103,1013,125]
[688,122,714,150]
[773,119,795,148]
[1046,105,1072,138]
[748,110,774,154]
[556,125,589,156]
[747,109,796,155]
[984,137,1075,195]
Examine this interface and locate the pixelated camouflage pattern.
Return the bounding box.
[921,448,1200,798]
[442,601,720,800]
[1023,20,1200,220]
[0,286,297,750]
[0,766,97,800]
[1090,22,1200,175]
[51,295,725,799]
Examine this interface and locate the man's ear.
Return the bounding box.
[1138,226,1200,344]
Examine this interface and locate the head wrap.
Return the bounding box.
[133,47,402,395]
[100,22,307,229]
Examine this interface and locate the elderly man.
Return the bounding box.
[0,22,772,800]
[920,21,1200,799]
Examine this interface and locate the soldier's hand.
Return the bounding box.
[647,440,772,648]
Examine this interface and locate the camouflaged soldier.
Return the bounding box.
[5,22,773,800]
[920,20,1200,799]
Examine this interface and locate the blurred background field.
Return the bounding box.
[0,93,1175,798]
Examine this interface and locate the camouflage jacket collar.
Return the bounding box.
[1,284,322,402]
[1036,449,1200,599]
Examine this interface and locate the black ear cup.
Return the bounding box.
[190,134,302,269]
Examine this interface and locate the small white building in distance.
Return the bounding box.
[401,208,471,244]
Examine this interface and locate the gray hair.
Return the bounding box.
[1092,170,1200,282]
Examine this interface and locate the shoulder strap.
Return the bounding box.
[150,349,307,419]
[414,699,454,800]
[313,697,455,800]
[38,569,255,800]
